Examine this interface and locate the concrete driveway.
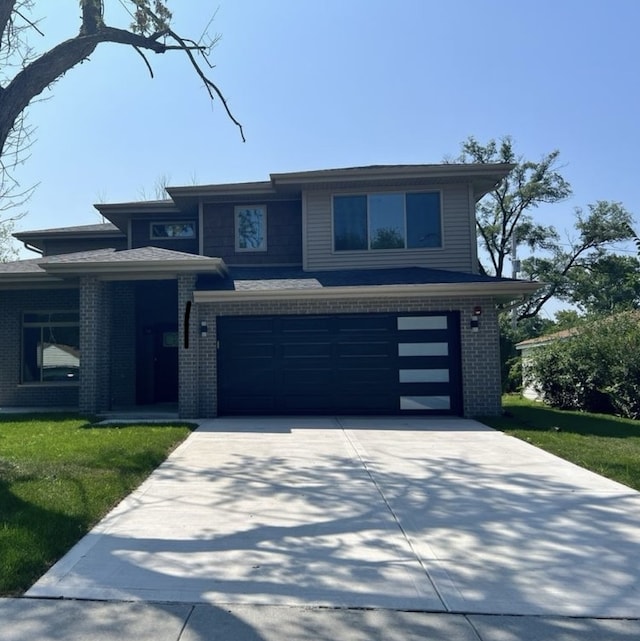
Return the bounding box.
[28,417,640,617]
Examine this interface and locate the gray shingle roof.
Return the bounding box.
[43,246,215,265]
[15,222,121,237]
[198,266,521,292]
[0,247,225,282]
[0,256,47,274]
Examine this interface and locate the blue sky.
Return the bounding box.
[10,0,640,312]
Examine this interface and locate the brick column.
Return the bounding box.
[197,304,217,417]
[79,277,111,414]
[459,297,502,416]
[178,274,198,418]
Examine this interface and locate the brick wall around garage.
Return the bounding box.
[192,294,502,418]
[0,287,80,407]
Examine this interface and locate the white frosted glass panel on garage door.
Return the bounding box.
[399,369,449,383]
[397,316,448,330]
[398,342,448,357]
[401,396,451,410]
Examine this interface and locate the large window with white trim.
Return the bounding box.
[22,311,80,383]
[333,192,442,251]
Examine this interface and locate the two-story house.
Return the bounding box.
[0,164,538,418]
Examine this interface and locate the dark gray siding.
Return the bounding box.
[43,237,127,256]
[202,200,302,265]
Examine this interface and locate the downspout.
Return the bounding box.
[22,241,43,255]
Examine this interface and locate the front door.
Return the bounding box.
[153,323,179,403]
[135,279,179,405]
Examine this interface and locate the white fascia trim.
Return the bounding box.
[194,280,540,303]
[42,259,227,278]
[271,164,515,186]
[0,275,68,288]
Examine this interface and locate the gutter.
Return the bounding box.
[21,241,43,256]
[194,280,540,304]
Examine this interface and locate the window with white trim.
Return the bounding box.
[22,312,80,383]
[333,192,441,251]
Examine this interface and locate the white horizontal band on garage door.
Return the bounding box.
[397,315,448,330]
[398,342,449,356]
[401,396,451,410]
[399,369,450,383]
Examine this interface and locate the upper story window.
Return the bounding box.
[333,192,441,251]
[22,311,80,384]
[235,205,267,252]
[150,222,196,239]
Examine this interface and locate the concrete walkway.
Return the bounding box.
[13,416,640,638]
[3,599,640,641]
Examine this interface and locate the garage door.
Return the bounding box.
[217,312,462,415]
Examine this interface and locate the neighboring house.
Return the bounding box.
[515,328,578,400]
[0,164,538,418]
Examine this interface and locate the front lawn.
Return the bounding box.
[0,414,193,595]
[481,396,640,492]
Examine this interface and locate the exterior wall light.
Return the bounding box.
[200,320,208,337]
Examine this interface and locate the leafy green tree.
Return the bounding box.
[0,1,243,258]
[454,137,635,320]
[553,309,583,330]
[499,313,555,393]
[529,312,640,418]
[454,136,571,279]
[519,201,636,318]
[563,254,640,315]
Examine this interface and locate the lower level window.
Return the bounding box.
[22,312,80,383]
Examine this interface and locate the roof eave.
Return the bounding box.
[194,279,539,303]
[270,163,515,186]
[41,257,228,279]
[0,273,68,288]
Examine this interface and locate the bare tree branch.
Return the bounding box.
[0,0,17,46]
[0,1,245,259]
[133,44,154,77]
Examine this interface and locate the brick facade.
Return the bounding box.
[79,277,112,414]
[0,281,503,418]
[194,294,502,418]
[178,274,198,418]
[0,288,80,407]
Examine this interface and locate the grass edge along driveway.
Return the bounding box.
[480,396,640,493]
[0,414,193,596]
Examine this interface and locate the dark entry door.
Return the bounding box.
[135,280,178,405]
[153,323,179,403]
[217,312,461,415]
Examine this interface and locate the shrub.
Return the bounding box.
[529,312,640,418]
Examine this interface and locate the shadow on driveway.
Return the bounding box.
[27,418,640,618]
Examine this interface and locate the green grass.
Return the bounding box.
[0,414,193,596]
[481,396,640,492]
